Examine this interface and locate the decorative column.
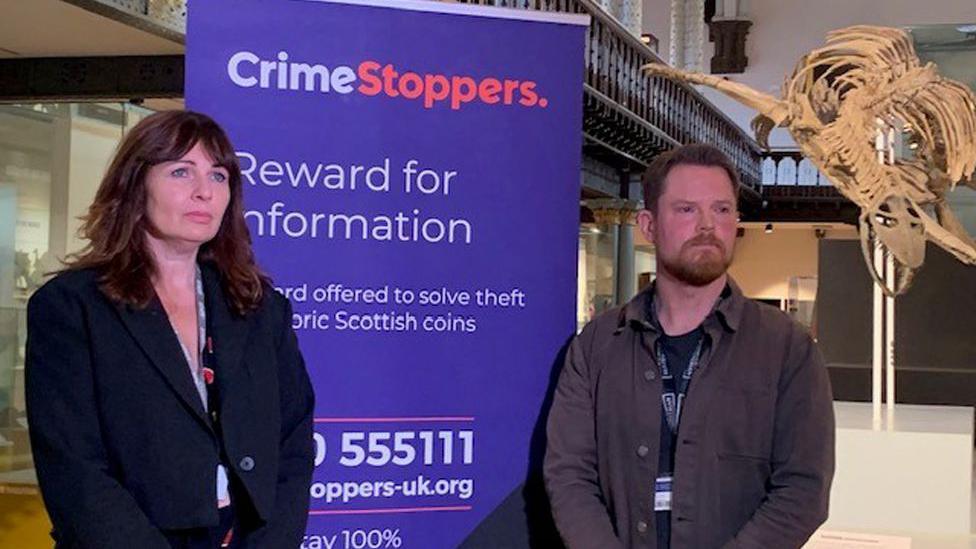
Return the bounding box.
[670,0,706,71]
[616,209,637,304]
[588,198,641,305]
[618,0,642,37]
[599,0,642,37]
[708,0,752,74]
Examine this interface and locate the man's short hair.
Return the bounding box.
[641,144,741,213]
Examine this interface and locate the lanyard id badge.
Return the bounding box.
[654,475,673,511]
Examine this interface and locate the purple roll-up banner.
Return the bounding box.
[187,1,587,546]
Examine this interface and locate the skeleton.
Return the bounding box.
[644,26,976,295]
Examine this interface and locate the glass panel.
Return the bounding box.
[635,248,655,292]
[912,28,976,235]
[577,223,616,332]
[0,104,60,485]
[0,102,154,485]
[787,275,817,333]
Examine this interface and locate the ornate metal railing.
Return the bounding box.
[51,0,762,190]
[760,150,850,202]
[750,150,856,223]
[456,0,762,190]
[761,150,832,186]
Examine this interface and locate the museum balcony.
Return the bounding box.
[456,0,763,199]
[751,150,859,225]
[1,0,763,201]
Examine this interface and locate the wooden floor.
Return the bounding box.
[0,487,52,549]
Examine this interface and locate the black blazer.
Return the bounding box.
[25,264,315,548]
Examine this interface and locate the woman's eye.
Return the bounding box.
[212,172,228,183]
[171,167,188,177]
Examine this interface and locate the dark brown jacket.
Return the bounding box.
[544,279,834,549]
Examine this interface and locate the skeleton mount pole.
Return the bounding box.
[872,120,897,430]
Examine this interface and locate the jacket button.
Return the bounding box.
[644,369,656,381]
[637,520,648,533]
[239,456,255,471]
[636,445,649,457]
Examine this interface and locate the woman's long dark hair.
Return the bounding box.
[64,110,268,315]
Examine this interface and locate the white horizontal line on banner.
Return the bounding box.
[309,505,473,515]
[291,0,591,25]
[314,416,476,423]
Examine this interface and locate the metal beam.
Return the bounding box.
[61,0,186,44]
[0,55,183,102]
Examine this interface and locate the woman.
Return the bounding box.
[25,111,315,548]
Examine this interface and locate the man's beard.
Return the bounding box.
[659,234,732,287]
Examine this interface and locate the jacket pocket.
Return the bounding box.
[716,453,771,538]
[713,386,774,460]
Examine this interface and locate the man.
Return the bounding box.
[544,144,834,549]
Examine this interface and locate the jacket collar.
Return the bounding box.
[616,276,745,335]
[113,261,251,433]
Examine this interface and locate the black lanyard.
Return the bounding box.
[656,337,703,434]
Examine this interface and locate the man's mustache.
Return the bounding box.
[683,235,725,252]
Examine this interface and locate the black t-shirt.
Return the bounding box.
[656,326,704,549]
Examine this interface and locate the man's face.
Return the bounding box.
[637,164,738,286]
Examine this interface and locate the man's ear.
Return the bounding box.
[636,208,655,244]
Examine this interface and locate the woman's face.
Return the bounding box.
[144,142,231,250]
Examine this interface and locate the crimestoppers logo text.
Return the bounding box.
[227,50,550,111]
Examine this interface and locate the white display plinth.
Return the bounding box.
[824,402,974,537]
